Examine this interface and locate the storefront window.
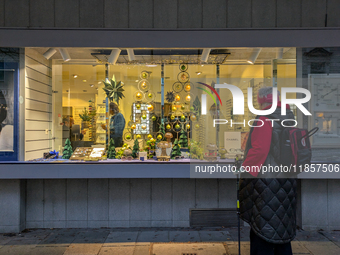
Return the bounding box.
[8,47,340,163]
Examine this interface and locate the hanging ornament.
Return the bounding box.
[151,115,157,121]
[186,124,191,129]
[135,92,143,101]
[191,114,197,121]
[184,83,191,92]
[136,103,141,109]
[166,124,171,129]
[172,106,177,112]
[180,115,186,121]
[175,94,181,102]
[136,134,141,139]
[131,124,136,130]
[185,94,191,102]
[147,104,154,111]
[142,124,147,130]
[147,134,153,139]
[170,115,175,120]
[175,124,181,130]
[142,114,147,120]
[157,134,163,140]
[166,91,175,103]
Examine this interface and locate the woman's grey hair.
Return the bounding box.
[258,87,280,98]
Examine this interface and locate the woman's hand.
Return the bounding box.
[101,124,107,130]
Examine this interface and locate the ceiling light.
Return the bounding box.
[43,48,57,59]
[108,48,121,65]
[201,48,211,62]
[135,80,139,82]
[201,65,204,67]
[90,84,94,87]
[83,80,87,83]
[276,48,284,59]
[127,49,136,61]
[146,64,157,67]
[59,48,71,62]
[247,48,261,64]
[98,81,101,85]
[73,74,78,78]
[196,71,202,75]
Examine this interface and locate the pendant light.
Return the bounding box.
[247,48,261,64]
[108,48,121,65]
[59,48,71,62]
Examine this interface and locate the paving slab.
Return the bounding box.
[26,246,68,255]
[226,242,250,255]
[103,231,138,246]
[152,243,227,255]
[73,229,110,244]
[299,241,340,255]
[137,231,169,243]
[64,243,103,255]
[98,246,135,255]
[199,231,231,242]
[319,230,340,248]
[291,241,311,254]
[169,231,200,242]
[38,229,78,247]
[0,244,36,255]
[133,244,150,255]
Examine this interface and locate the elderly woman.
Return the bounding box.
[0,91,13,151]
[102,102,125,147]
[239,87,296,255]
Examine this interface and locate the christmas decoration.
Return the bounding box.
[171,139,181,159]
[62,139,73,159]
[131,139,139,158]
[103,76,125,105]
[179,129,188,148]
[107,138,117,159]
[166,91,175,103]
[159,123,166,140]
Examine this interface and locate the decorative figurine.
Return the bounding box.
[107,139,117,159]
[171,139,181,159]
[157,141,171,161]
[179,129,188,148]
[62,139,73,159]
[204,143,218,161]
[219,148,228,159]
[131,139,139,159]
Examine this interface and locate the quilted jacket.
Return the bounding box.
[239,107,297,244]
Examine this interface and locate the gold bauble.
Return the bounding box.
[148,93,153,98]
[186,124,190,129]
[166,124,171,129]
[142,125,147,130]
[150,138,156,142]
[195,124,200,129]
[157,134,162,140]
[142,114,147,120]
[136,92,143,100]
[181,115,186,121]
[181,105,185,110]
[141,81,147,89]
[147,104,154,111]
[191,115,197,121]
[185,95,191,102]
[175,95,181,102]
[136,134,141,139]
[170,115,175,120]
[147,134,153,139]
[136,104,141,109]
[172,106,177,112]
[175,124,180,129]
[131,124,136,130]
[185,84,191,92]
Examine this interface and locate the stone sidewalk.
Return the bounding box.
[0,227,340,255]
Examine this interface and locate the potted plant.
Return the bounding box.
[79,108,91,128]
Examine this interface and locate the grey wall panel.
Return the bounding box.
[218,179,236,208]
[129,0,153,28]
[66,179,87,221]
[151,179,172,221]
[4,0,29,27]
[277,0,301,27]
[327,0,340,27]
[130,179,151,221]
[301,180,328,230]
[153,0,177,28]
[0,180,20,227]
[227,0,251,28]
[55,0,80,27]
[252,0,276,28]
[301,0,327,27]
[173,179,195,221]
[109,179,129,221]
[178,0,202,28]
[195,179,218,208]
[88,179,108,221]
[0,0,4,26]
[327,180,340,229]
[203,0,227,28]
[29,0,54,27]
[43,179,66,221]
[80,0,104,28]
[26,180,43,222]
[104,0,129,28]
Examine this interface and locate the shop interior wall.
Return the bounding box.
[1,0,339,29]
[24,49,52,161]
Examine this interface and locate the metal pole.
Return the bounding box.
[216,64,220,148]
[161,63,164,122]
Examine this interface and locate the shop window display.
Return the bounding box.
[13,47,340,163]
